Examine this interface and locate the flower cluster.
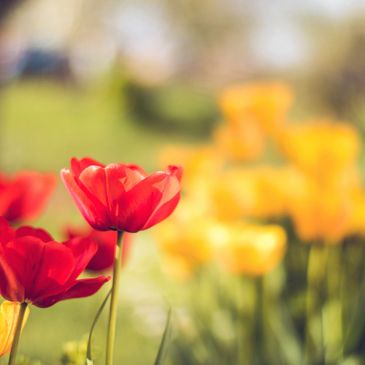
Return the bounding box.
[157,82,365,279]
[0,158,182,364]
[155,81,365,365]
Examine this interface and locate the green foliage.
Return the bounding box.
[60,338,88,365]
[0,355,43,365]
[123,80,218,136]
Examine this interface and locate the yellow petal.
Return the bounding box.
[217,224,287,276]
[0,302,29,357]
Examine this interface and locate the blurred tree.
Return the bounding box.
[163,0,252,83]
[301,15,365,123]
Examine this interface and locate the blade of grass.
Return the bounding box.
[154,308,173,365]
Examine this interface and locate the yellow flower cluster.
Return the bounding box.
[215,82,293,161]
[279,121,362,242]
[155,81,365,277]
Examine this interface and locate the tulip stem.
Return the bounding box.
[253,276,265,365]
[8,302,28,365]
[105,230,124,365]
[304,244,327,365]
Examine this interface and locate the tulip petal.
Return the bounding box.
[118,168,182,232]
[61,169,111,230]
[143,168,181,228]
[0,301,29,357]
[79,166,110,208]
[0,218,15,244]
[0,238,75,302]
[64,226,117,272]
[143,192,180,230]
[0,184,18,218]
[0,245,23,302]
[15,226,54,242]
[115,173,167,232]
[71,157,104,176]
[114,164,147,191]
[87,231,116,271]
[5,172,56,222]
[63,237,98,279]
[36,276,110,308]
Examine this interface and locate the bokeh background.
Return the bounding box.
[2,1,365,365]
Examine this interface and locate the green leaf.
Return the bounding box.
[86,289,112,365]
[154,308,173,365]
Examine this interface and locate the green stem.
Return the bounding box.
[323,245,343,365]
[253,276,265,365]
[87,289,112,363]
[105,231,124,365]
[8,302,28,365]
[304,244,326,365]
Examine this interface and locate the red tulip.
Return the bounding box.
[61,157,182,233]
[0,171,56,223]
[65,226,133,272]
[0,218,110,308]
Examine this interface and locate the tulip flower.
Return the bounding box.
[61,157,182,233]
[213,121,266,161]
[156,217,221,277]
[158,145,224,198]
[61,157,182,365]
[278,120,360,182]
[64,226,133,272]
[0,301,29,358]
[0,171,56,224]
[217,224,287,276]
[0,218,110,308]
[219,82,293,134]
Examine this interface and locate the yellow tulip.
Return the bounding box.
[219,82,293,134]
[0,301,29,357]
[217,224,287,276]
[278,120,360,182]
[343,190,365,238]
[154,197,232,276]
[286,171,360,242]
[210,166,305,220]
[213,121,266,161]
[158,145,224,189]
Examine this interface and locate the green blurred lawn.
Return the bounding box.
[0,80,192,365]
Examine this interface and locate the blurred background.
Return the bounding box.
[2,1,365,365]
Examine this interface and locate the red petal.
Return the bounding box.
[143,191,180,230]
[142,167,181,228]
[5,172,56,222]
[87,230,116,271]
[0,218,15,244]
[114,173,166,232]
[63,226,116,272]
[0,238,75,302]
[61,169,111,230]
[78,166,110,208]
[0,186,18,217]
[111,164,147,192]
[0,245,23,301]
[62,237,98,278]
[115,168,182,232]
[71,157,105,176]
[15,226,53,242]
[35,276,110,308]
[167,165,183,181]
